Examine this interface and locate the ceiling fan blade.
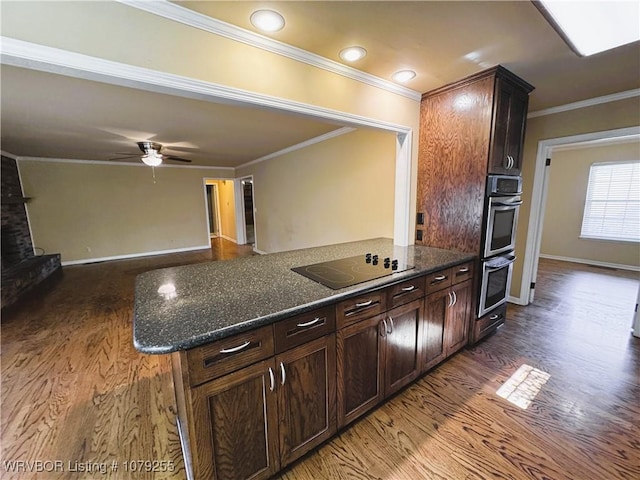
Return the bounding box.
[109,155,140,161]
[164,155,192,163]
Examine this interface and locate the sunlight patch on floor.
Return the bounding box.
[497,364,550,409]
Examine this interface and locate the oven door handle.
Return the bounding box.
[485,255,516,271]
[492,200,523,207]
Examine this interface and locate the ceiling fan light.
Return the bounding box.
[339,46,367,62]
[142,152,162,167]
[250,10,285,33]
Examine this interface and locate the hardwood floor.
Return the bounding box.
[2,253,638,479]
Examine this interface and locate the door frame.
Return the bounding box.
[235,175,258,249]
[206,182,221,238]
[518,125,640,305]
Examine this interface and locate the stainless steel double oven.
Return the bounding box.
[478,175,522,317]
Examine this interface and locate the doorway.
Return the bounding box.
[242,177,255,246]
[521,126,640,305]
[205,183,221,238]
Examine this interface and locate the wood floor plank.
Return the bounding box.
[2,250,638,479]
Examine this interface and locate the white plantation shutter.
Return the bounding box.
[580,161,640,242]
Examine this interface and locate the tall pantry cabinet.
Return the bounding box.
[415,65,534,344]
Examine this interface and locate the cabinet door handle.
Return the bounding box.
[401,285,416,292]
[220,341,251,354]
[387,317,394,334]
[268,367,275,392]
[433,275,447,282]
[451,291,457,306]
[280,362,286,386]
[296,317,321,328]
[380,319,388,337]
[356,300,373,308]
[447,292,453,307]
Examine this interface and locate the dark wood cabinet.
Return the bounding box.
[174,312,335,480]
[444,280,472,354]
[489,77,530,175]
[276,335,336,466]
[384,300,422,395]
[337,297,423,428]
[336,314,384,427]
[415,65,533,253]
[421,288,448,371]
[174,264,472,480]
[421,266,474,373]
[189,359,280,480]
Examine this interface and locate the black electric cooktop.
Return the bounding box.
[292,253,414,290]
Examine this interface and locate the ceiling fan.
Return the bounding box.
[110,142,192,166]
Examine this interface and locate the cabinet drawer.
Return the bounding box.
[336,291,386,328]
[274,307,335,354]
[452,262,473,285]
[425,268,452,294]
[186,325,274,387]
[473,304,506,340]
[388,276,426,308]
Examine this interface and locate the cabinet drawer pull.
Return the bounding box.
[490,314,500,320]
[401,285,416,292]
[280,362,286,386]
[296,317,322,328]
[433,275,447,282]
[457,267,469,273]
[268,367,275,392]
[219,341,251,354]
[355,300,373,308]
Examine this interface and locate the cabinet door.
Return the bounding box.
[384,299,422,396]
[191,360,279,480]
[336,315,384,428]
[445,280,472,355]
[489,79,529,175]
[422,289,448,372]
[277,335,336,467]
[504,87,529,174]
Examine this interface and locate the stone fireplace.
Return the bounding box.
[1,155,61,308]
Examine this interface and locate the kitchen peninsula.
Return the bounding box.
[134,238,475,480]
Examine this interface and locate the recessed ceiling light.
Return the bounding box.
[339,46,367,62]
[535,0,640,56]
[250,9,285,33]
[392,70,416,83]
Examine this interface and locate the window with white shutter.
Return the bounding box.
[580,161,640,242]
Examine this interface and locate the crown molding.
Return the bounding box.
[528,88,640,118]
[115,0,421,101]
[16,156,236,170]
[238,127,356,169]
[0,37,412,137]
[1,150,19,160]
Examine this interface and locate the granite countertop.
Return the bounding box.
[133,238,475,354]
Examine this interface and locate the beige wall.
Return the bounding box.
[19,160,232,263]
[541,141,640,267]
[206,179,237,241]
[513,96,640,295]
[237,129,396,253]
[3,1,421,259]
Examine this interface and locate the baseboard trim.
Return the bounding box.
[61,245,211,266]
[538,254,640,272]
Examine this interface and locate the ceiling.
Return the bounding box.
[1,1,639,168]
